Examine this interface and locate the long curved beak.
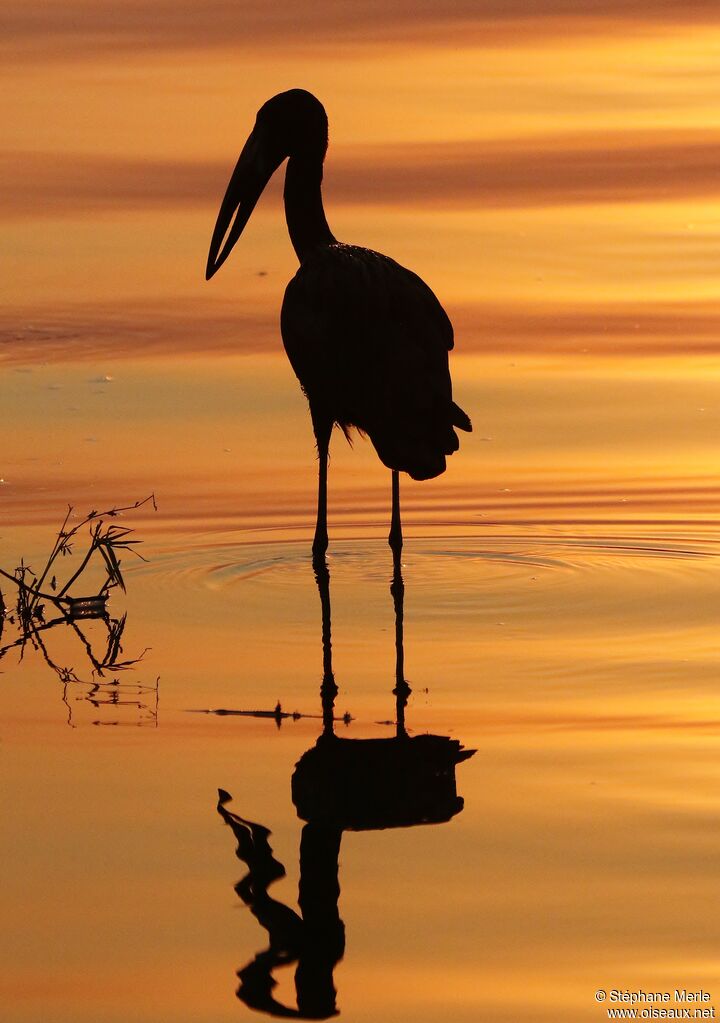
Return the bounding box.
[205,129,281,280]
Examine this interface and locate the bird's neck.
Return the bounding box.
[284,154,336,262]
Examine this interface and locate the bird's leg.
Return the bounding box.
[388,470,409,735]
[312,420,332,565]
[388,469,403,554]
[390,521,410,738]
[313,555,337,737]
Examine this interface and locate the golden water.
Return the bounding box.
[2,349,719,1022]
[3,6,720,1021]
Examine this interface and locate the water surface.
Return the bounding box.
[2,348,719,1023]
[4,3,720,1018]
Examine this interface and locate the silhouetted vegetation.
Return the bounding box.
[0,495,157,725]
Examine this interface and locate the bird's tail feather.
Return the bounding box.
[370,417,466,481]
[452,402,472,432]
[364,392,471,481]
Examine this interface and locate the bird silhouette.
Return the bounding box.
[206,89,471,560]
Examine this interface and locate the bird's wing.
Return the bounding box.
[281,244,467,478]
[282,243,452,392]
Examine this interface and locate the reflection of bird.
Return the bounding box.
[206,89,471,560]
[216,555,474,1018]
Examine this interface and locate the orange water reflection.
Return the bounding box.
[4,3,720,1020]
[1,353,718,535]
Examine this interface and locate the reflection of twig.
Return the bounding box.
[0,613,67,653]
[62,675,161,729]
[61,680,78,728]
[187,701,353,728]
[69,614,151,679]
[30,625,82,684]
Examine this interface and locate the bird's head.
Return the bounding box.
[205,90,328,280]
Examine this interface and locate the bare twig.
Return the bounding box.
[2,495,155,617]
[0,495,155,694]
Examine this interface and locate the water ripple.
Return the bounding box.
[127,532,718,598]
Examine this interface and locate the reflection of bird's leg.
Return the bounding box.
[296,822,345,1019]
[388,469,403,553]
[390,537,411,738]
[312,417,332,563]
[313,555,337,736]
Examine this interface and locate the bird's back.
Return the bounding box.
[281,243,471,480]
